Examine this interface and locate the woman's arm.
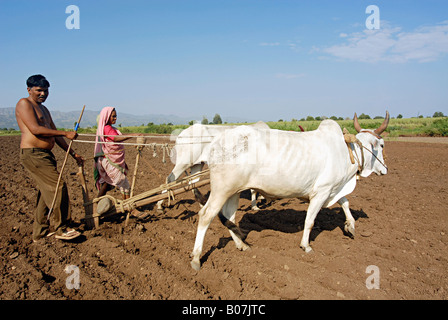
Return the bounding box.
[110,133,143,142]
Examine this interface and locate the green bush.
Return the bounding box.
[426,118,448,136]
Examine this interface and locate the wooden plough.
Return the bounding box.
[77,166,210,229]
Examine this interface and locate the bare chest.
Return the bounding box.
[34,106,51,128]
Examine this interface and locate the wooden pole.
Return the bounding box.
[130,136,145,198]
[130,150,141,198]
[48,105,85,220]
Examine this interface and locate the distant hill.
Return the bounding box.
[0,108,18,130]
[0,107,251,130]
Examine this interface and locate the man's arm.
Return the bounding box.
[46,107,84,165]
[54,136,84,166]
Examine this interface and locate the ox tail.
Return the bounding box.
[218,212,247,242]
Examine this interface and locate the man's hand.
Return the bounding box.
[65,131,78,140]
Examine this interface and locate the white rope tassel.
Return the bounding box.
[162,144,167,163]
[152,144,157,158]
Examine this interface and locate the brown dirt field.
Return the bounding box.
[0,134,447,300]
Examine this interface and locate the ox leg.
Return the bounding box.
[250,189,260,211]
[190,163,207,206]
[338,197,355,238]
[190,196,226,271]
[300,196,327,253]
[221,193,250,251]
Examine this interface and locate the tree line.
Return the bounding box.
[188,112,446,126]
[282,111,446,123]
[187,114,223,125]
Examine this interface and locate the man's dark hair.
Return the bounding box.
[27,74,50,88]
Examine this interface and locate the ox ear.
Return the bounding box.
[374,111,390,135]
[353,113,362,133]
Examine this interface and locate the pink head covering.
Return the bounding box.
[94,107,115,157]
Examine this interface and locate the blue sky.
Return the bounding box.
[1,0,447,123]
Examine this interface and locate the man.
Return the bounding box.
[16,74,83,242]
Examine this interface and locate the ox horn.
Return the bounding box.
[353,113,362,133]
[374,111,390,135]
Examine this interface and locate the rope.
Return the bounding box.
[73,138,174,163]
[78,133,215,140]
[78,133,170,139]
[73,138,211,146]
[361,144,388,170]
[73,139,171,147]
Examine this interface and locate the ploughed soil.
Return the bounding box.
[1,135,447,300]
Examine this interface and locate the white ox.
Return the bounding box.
[190,112,389,270]
[157,121,270,211]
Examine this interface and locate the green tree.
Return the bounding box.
[433,111,445,117]
[201,116,209,125]
[213,114,223,124]
[358,113,371,119]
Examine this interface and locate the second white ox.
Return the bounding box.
[190,112,389,270]
[157,121,270,211]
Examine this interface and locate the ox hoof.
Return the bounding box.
[190,260,201,271]
[300,244,313,253]
[344,223,355,238]
[251,206,260,211]
[238,243,251,251]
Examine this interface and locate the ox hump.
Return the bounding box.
[317,119,343,135]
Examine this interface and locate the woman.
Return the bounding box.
[94,107,141,199]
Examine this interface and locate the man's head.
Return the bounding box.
[27,74,50,104]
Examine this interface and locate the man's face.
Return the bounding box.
[28,86,49,104]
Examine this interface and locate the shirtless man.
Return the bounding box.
[16,74,83,241]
